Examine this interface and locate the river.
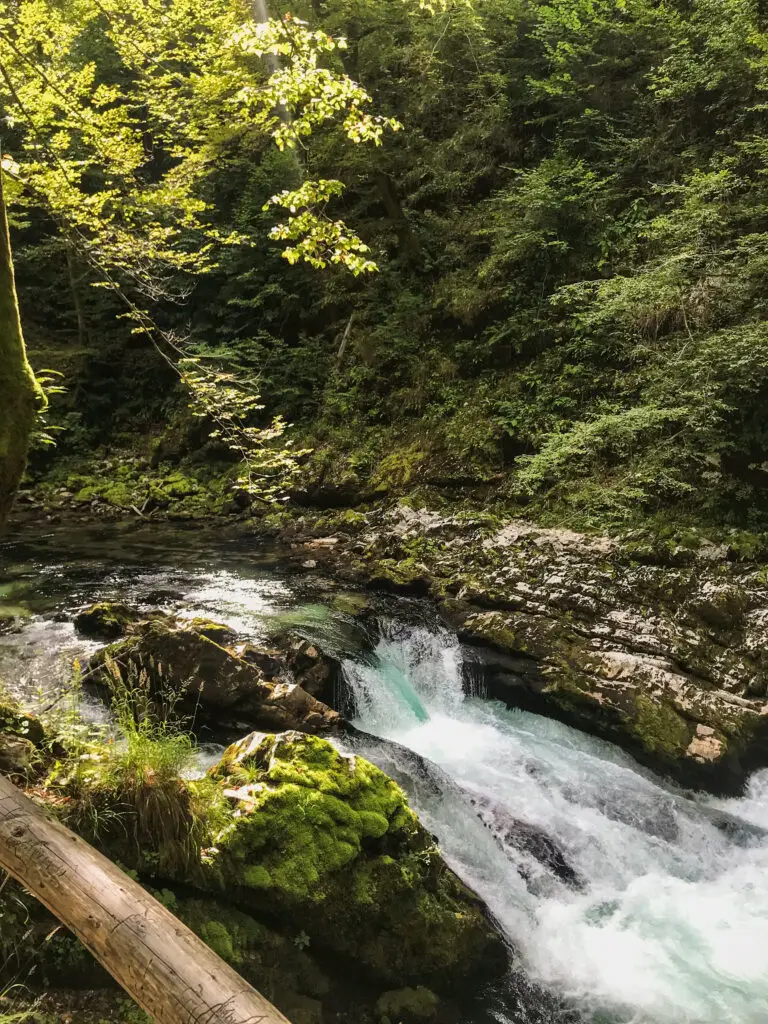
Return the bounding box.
[2,520,767,1024]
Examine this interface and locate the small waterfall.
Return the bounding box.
[341,619,464,734]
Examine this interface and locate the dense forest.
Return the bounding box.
[7,0,768,538]
[6,3,768,1024]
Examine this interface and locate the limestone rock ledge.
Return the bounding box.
[280,505,768,791]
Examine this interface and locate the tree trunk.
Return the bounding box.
[0,166,43,529]
[0,775,292,1024]
[65,238,88,347]
[373,171,420,265]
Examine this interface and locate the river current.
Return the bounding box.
[1,521,766,1024]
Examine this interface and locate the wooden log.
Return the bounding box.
[0,775,291,1024]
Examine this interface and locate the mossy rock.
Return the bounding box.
[206,732,507,989]
[172,896,330,1020]
[630,693,692,757]
[74,601,140,640]
[0,734,37,778]
[366,558,432,595]
[0,688,45,751]
[185,617,237,646]
[86,619,339,733]
[376,987,440,1022]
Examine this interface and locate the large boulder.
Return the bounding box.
[74,602,142,640]
[86,618,339,734]
[204,732,507,989]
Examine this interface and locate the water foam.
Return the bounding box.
[341,619,768,1024]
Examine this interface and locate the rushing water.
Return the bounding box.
[2,522,768,1024]
[337,622,768,1024]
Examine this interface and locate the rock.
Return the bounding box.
[281,636,334,697]
[376,987,439,1023]
[468,792,584,890]
[0,734,36,777]
[74,602,141,640]
[86,619,339,735]
[0,692,45,749]
[341,502,768,791]
[206,732,508,988]
[0,691,45,778]
[173,898,330,1024]
[237,643,286,679]
[242,632,339,699]
[462,607,768,790]
[185,617,236,646]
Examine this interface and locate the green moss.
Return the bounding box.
[244,864,273,888]
[367,557,429,589]
[462,612,524,653]
[75,479,137,507]
[371,445,427,493]
[174,896,330,1008]
[631,694,692,756]
[185,618,234,645]
[206,733,506,987]
[331,592,371,616]
[74,601,137,639]
[200,919,236,961]
[211,744,403,898]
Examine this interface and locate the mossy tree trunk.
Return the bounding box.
[0,167,42,530]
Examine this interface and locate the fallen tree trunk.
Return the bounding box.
[0,775,291,1024]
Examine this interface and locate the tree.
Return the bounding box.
[0,0,403,514]
[0,160,42,527]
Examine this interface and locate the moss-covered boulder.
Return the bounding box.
[74,601,141,640]
[205,732,507,988]
[376,987,440,1023]
[86,618,339,734]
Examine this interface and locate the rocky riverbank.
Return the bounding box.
[13,472,768,792]
[254,504,768,794]
[0,663,508,1024]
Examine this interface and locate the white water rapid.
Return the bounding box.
[339,619,768,1024]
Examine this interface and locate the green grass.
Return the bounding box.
[45,659,210,877]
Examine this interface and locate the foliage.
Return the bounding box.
[179,359,309,500]
[14,0,768,534]
[1,0,405,500]
[0,1,398,282]
[46,663,205,876]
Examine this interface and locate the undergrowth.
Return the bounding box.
[44,661,222,878]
